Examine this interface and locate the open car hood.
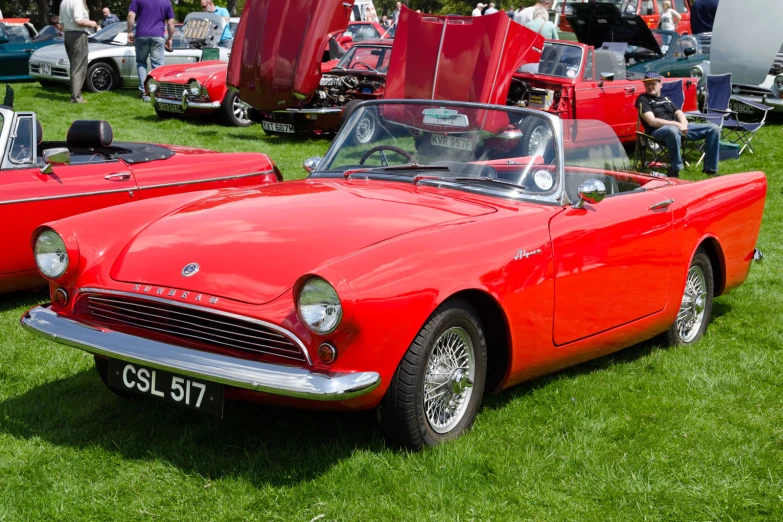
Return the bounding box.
[181,12,227,49]
[383,7,544,105]
[566,2,661,56]
[226,0,355,111]
[709,1,783,85]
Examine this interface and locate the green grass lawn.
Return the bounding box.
[1,82,782,521]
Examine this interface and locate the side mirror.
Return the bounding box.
[572,178,606,209]
[40,147,70,174]
[598,72,614,87]
[303,156,322,173]
[683,46,696,57]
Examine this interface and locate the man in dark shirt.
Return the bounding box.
[636,72,720,176]
[690,0,718,34]
[101,7,120,28]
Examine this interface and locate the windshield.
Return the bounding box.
[537,43,583,78]
[335,45,391,73]
[90,21,127,43]
[0,23,32,44]
[344,23,380,43]
[317,102,563,203]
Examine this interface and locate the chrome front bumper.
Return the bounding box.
[21,305,381,401]
[152,95,221,110]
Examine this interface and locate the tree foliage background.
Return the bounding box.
[1,0,538,31]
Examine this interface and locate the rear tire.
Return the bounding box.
[379,299,487,449]
[85,62,117,92]
[221,90,253,127]
[663,249,714,345]
[93,356,138,400]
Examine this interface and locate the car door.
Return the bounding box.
[0,25,36,78]
[0,113,139,280]
[548,185,674,345]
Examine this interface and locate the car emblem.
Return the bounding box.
[422,107,459,119]
[181,263,200,277]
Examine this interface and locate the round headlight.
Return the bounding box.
[146,77,158,93]
[297,278,342,334]
[188,80,201,96]
[690,66,703,79]
[34,229,69,279]
[775,75,783,91]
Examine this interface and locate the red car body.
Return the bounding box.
[0,108,280,294]
[21,102,766,447]
[560,0,692,34]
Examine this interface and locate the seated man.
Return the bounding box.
[636,72,720,176]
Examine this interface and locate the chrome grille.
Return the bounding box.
[84,294,308,363]
[735,85,773,97]
[158,82,186,99]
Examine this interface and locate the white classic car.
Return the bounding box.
[28,13,231,92]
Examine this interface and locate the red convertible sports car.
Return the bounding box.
[22,100,765,449]
[0,105,281,294]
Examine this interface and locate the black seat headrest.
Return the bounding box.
[66,120,114,149]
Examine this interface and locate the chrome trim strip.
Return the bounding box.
[22,305,381,401]
[431,18,448,99]
[137,170,275,191]
[0,186,137,206]
[157,98,220,109]
[79,287,312,365]
[275,108,344,115]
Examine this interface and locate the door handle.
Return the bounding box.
[105,172,132,181]
[624,86,637,93]
[649,199,674,210]
[24,48,35,53]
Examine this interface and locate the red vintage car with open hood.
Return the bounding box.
[0,104,280,294]
[22,100,765,449]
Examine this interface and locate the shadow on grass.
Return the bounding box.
[0,289,47,313]
[0,367,384,486]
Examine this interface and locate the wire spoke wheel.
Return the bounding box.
[423,326,475,434]
[355,113,376,144]
[677,265,708,343]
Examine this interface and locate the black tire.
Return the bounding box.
[93,356,139,400]
[663,249,714,345]
[379,299,487,449]
[518,116,555,161]
[221,90,253,127]
[341,99,378,145]
[85,62,117,92]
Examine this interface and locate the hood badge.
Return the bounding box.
[182,263,200,277]
[132,284,218,304]
[514,248,542,261]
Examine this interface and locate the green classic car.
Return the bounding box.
[626,30,710,78]
[0,19,60,81]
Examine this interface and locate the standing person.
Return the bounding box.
[201,0,232,46]
[525,5,558,39]
[484,3,498,15]
[127,0,175,100]
[690,0,718,34]
[60,0,98,103]
[659,1,681,31]
[101,7,120,28]
[636,72,720,177]
[472,3,484,16]
[506,6,516,19]
[518,0,552,27]
[391,2,402,24]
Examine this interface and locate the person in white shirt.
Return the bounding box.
[484,3,498,14]
[518,0,552,26]
[59,0,98,103]
[472,3,485,16]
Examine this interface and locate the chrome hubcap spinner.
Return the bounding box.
[677,265,708,343]
[423,326,475,434]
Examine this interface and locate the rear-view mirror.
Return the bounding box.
[683,47,697,57]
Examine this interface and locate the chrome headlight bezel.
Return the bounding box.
[188,79,201,96]
[690,66,703,79]
[34,229,69,279]
[774,75,783,91]
[297,277,343,334]
[146,77,158,93]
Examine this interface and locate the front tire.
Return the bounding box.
[664,249,714,345]
[221,90,253,127]
[85,62,117,92]
[379,299,487,449]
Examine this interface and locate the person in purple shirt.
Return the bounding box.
[690,0,718,35]
[127,0,175,100]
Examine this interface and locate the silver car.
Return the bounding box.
[29,13,231,92]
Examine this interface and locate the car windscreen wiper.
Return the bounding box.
[343,164,450,178]
[414,175,524,190]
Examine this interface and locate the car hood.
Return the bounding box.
[32,41,123,61]
[383,7,544,105]
[151,60,227,83]
[226,0,355,111]
[110,180,496,305]
[709,1,783,85]
[566,2,661,56]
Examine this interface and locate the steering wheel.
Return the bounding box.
[351,61,378,73]
[359,145,417,166]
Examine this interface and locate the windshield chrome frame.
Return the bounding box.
[536,42,585,79]
[315,99,567,207]
[0,107,12,167]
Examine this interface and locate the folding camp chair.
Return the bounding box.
[686,73,770,156]
[634,80,703,171]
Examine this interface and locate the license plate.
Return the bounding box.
[156,102,183,113]
[262,121,295,133]
[430,134,473,151]
[108,359,224,416]
[39,63,51,76]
